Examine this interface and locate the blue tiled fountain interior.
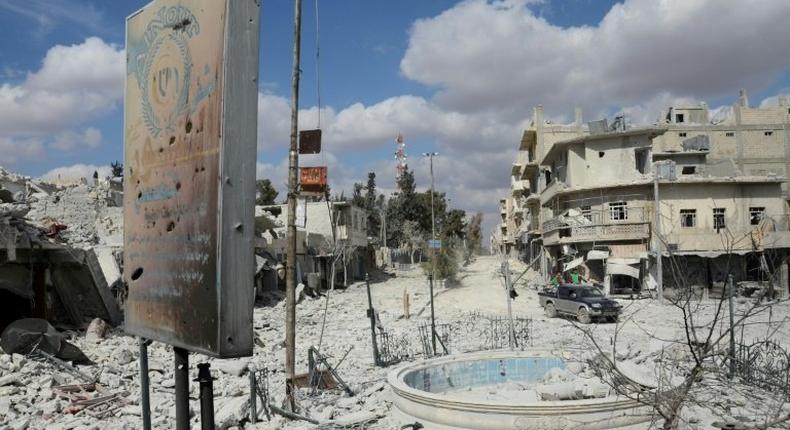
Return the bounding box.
[403,357,566,393]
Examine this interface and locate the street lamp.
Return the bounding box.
[422,152,438,355]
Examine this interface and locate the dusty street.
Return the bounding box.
[3,255,790,429]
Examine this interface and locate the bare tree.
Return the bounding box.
[573,214,790,429]
[401,220,425,265]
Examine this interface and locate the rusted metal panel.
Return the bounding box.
[123,0,259,357]
[299,129,322,154]
[300,167,328,193]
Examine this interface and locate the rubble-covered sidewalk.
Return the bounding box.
[2,255,790,429]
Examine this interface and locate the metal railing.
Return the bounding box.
[543,207,650,244]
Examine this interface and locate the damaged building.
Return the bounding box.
[0,168,124,333]
[255,200,369,293]
[496,91,790,295]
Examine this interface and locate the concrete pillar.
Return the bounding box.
[535,105,544,160]
[735,98,744,172]
[700,102,709,123]
[780,260,789,298]
[739,88,749,108]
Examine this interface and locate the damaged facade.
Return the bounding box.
[255,201,370,294]
[496,91,790,295]
[0,168,124,333]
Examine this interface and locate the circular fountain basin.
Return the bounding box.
[388,350,653,430]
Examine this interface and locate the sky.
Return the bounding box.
[1,0,790,240]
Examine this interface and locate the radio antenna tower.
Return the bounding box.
[394,133,407,180]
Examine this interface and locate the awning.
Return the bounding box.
[586,250,609,260]
[667,249,753,258]
[610,243,647,259]
[608,257,641,265]
[563,257,584,272]
[607,262,640,279]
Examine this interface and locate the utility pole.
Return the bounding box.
[503,260,515,350]
[728,274,736,378]
[653,170,663,303]
[653,160,674,303]
[423,152,438,354]
[285,0,302,411]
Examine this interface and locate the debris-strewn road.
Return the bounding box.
[2,255,790,429]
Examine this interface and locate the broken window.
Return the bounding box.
[609,201,627,221]
[750,207,765,225]
[681,166,696,175]
[676,113,685,123]
[679,132,687,137]
[680,209,696,227]
[581,205,592,222]
[713,208,726,231]
[765,131,774,136]
[725,132,735,137]
[635,149,649,174]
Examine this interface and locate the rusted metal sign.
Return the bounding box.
[300,166,328,194]
[299,129,322,154]
[123,0,260,357]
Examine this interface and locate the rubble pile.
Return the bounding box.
[27,181,123,249]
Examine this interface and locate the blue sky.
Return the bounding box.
[1,0,790,238]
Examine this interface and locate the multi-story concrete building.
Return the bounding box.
[257,201,369,289]
[494,106,586,260]
[496,95,790,296]
[654,90,790,198]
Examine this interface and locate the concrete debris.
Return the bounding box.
[213,359,249,377]
[0,166,125,333]
[0,373,19,386]
[215,396,250,429]
[331,410,381,426]
[1,318,93,364]
[85,318,110,342]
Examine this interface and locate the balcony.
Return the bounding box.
[511,179,530,196]
[540,180,566,205]
[542,207,650,246]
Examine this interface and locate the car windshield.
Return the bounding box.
[580,288,604,298]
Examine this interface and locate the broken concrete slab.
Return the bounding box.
[85,318,109,342]
[0,373,19,386]
[212,360,249,377]
[331,410,381,426]
[215,396,249,430]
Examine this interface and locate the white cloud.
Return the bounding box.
[759,90,790,108]
[401,0,790,118]
[0,37,124,137]
[41,163,112,181]
[51,127,102,151]
[258,93,526,153]
[0,137,46,165]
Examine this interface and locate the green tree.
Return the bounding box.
[110,161,123,177]
[386,167,420,247]
[365,172,381,238]
[443,209,466,240]
[255,179,279,205]
[351,182,365,207]
[415,190,447,236]
[466,212,483,254]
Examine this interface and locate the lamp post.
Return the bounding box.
[423,152,438,354]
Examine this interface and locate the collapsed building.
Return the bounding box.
[0,168,124,333]
[255,200,370,293]
[495,91,790,295]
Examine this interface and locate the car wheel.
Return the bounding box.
[545,303,557,318]
[577,307,591,324]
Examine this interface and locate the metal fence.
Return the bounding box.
[733,339,790,399]
[375,311,533,364]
